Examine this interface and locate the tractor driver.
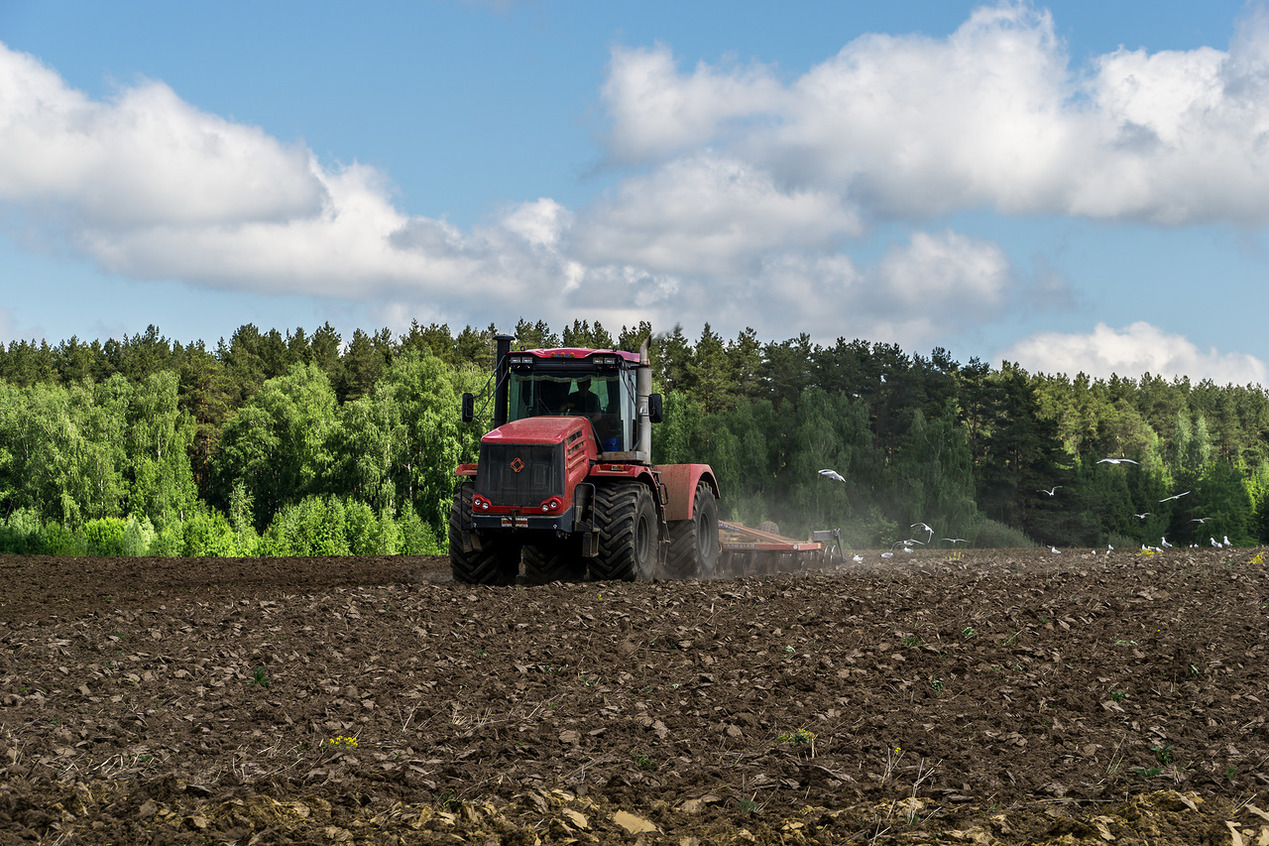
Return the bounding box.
[565,378,601,415]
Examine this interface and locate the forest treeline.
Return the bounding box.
[1,318,1267,556]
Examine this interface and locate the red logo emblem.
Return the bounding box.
[510,457,525,473]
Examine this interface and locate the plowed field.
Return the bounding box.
[2,547,1268,844]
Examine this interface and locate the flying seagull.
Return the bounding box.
[911,522,934,538]
[941,537,967,544]
[1159,491,1190,503]
[1191,516,1211,524]
[1037,486,1061,496]
[818,469,846,483]
[1133,512,1151,520]
[1097,457,1139,465]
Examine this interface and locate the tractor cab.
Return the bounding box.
[504,349,640,453]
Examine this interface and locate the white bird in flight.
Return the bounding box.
[1191,516,1210,524]
[818,469,846,483]
[1037,486,1061,496]
[1097,457,1139,465]
[911,522,934,538]
[1133,512,1151,520]
[942,537,966,544]
[1159,491,1190,502]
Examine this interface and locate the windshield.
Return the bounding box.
[508,370,635,452]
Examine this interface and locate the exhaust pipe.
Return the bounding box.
[637,338,653,461]
[493,333,515,428]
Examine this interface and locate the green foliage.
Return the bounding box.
[5,319,1269,553]
[39,520,84,556]
[972,519,1037,549]
[82,518,127,556]
[0,508,42,554]
[183,508,239,557]
[398,502,443,555]
[215,362,339,529]
[121,515,157,556]
[149,521,187,557]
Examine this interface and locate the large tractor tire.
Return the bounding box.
[589,483,658,581]
[449,481,520,585]
[522,538,587,584]
[666,482,720,579]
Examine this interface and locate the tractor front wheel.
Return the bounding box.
[449,481,520,585]
[590,483,658,581]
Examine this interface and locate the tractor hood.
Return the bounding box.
[482,415,593,446]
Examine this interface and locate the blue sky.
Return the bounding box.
[2,1,1268,386]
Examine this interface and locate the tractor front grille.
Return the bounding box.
[476,442,565,507]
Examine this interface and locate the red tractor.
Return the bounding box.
[450,334,721,584]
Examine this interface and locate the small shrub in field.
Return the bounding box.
[0,508,42,554]
[183,509,238,556]
[344,500,378,555]
[39,520,85,556]
[972,520,1037,549]
[261,497,351,556]
[400,503,442,555]
[121,515,156,556]
[370,511,403,555]
[148,523,186,557]
[82,518,127,556]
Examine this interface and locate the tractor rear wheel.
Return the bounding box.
[666,482,720,579]
[523,538,587,584]
[449,481,520,585]
[589,483,658,581]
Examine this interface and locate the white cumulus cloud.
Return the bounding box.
[599,2,1269,224]
[997,322,1269,386]
[572,154,862,274]
[0,45,323,228]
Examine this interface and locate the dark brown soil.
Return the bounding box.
[2,547,1267,844]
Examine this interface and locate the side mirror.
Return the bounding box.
[648,393,663,424]
[461,393,475,423]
